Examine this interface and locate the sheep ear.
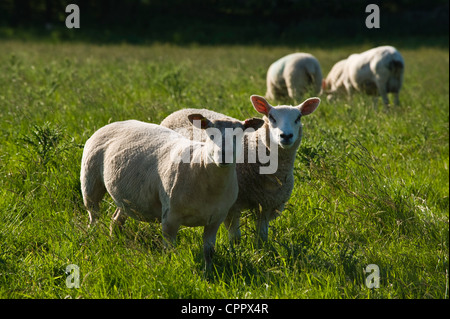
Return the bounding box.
[250,95,272,116]
[298,97,320,116]
[188,114,212,129]
[243,117,265,130]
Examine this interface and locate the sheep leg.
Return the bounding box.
[344,80,354,99]
[375,77,390,107]
[255,212,270,247]
[393,92,400,106]
[379,90,390,107]
[162,220,179,248]
[81,175,106,227]
[286,85,302,104]
[87,206,100,227]
[372,96,379,109]
[223,209,241,246]
[203,222,221,272]
[84,197,103,226]
[267,81,288,102]
[265,86,275,102]
[286,73,307,104]
[109,208,128,236]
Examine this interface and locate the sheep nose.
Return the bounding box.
[280,133,293,141]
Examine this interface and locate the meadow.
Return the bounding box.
[0,40,448,299]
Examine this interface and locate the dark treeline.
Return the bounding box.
[1,0,448,45]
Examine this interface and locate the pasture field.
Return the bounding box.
[0,40,448,299]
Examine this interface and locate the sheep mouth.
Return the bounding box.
[279,140,294,149]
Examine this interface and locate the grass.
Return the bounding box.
[0,40,448,299]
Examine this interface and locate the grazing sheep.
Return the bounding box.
[323,46,404,107]
[321,59,347,98]
[80,116,261,270]
[161,95,320,245]
[266,53,323,103]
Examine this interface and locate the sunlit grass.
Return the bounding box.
[0,40,448,298]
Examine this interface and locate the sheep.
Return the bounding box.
[80,115,261,270]
[321,58,347,98]
[323,45,404,107]
[266,53,323,103]
[161,95,320,245]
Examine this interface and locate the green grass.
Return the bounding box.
[0,40,448,299]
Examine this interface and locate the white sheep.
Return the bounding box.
[80,116,261,270]
[321,58,346,97]
[161,95,320,245]
[266,53,323,103]
[323,45,404,107]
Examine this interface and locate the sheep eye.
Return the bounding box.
[269,114,276,123]
[295,115,302,123]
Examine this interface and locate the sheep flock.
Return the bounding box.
[80,45,404,270]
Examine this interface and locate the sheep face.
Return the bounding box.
[267,106,302,148]
[250,95,320,149]
[188,114,262,167]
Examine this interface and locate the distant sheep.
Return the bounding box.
[321,59,346,97]
[80,116,260,270]
[323,45,404,107]
[266,53,323,103]
[161,95,320,245]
